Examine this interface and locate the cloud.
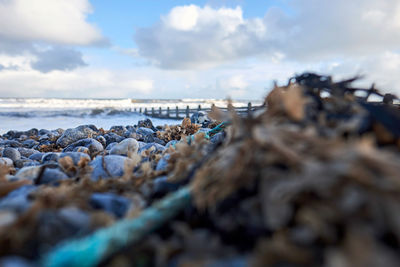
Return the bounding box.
[31,47,87,73]
[135,1,400,69]
[0,68,154,98]
[0,0,105,45]
[0,0,107,73]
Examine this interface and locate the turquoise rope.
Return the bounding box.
[42,186,191,267]
[186,121,228,144]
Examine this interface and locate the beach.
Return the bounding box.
[1,74,400,266]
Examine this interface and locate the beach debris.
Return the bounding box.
[1,72,400,266]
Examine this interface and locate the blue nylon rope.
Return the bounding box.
[42,186,191,267]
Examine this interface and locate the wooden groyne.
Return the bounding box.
[132,102,263,119]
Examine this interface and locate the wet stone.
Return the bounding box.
[0,185,36,213]
[72,146,90,154]
[156,154,170,171]
[190,111,211,127]
[110,125,127,135]
[139,142,166,154]
[0,210,17,228]
[89,155,134,181]
[0,256,35,267]
[210,132,225,144]
[59,152,90,165]
[89,192,131,218]
[96,135,106,148]
[15,166,68,184]
[152,176,180,198]
[14,159,37,169]
[165,140,178,148]
[39,129,51,135]
[41,152,59,163]
[137,118,157,131]
[0,157,14,167]
[28,152,44,162]
[62,138,103,156]
[103,132,124,146]
[0,140,22,148]
[56,125,96,148]
[109,138,139,156]
[136,127,154,140]
[105,142,117,151]
[58,206,91,234]
[3,147,21,162]
[17,148,38,158]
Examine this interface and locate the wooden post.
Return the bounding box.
[134,108,136,112]
[198,105,201,111]
[186,105,189,118]
[247,102,252,116]
[159,107,162,117]
[176,106,179,119]
[140,107,142,113]
[144,108,147,115]
[167,107,170,118]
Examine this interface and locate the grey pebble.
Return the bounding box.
[109,138,139,156]
[90,192,131,218]
[56,125,96,148]
[63,138,103,156]
[3,147,21,162]
[89,155,134,181]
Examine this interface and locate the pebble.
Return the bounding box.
[72,146,90,154]
[137,118,158,131]
[0,140,22,147]
[17,148,39,158]
[0,185,36,213]
[103,132,124,146]
[96,135,106,148]
[0,256,35,267]
[0,157,14,167]
[156,154,170,171]
[14,159,37,169]
[190,111,211,127]
[152,176,180,197]
[90,192,131,218]
[109,125,126,135]
[15,166,68,184]
[109,138,139,156]
[89,155,134,181]
[2,147,21,162]
[41,152,59,163]
[0,210,17,227]
[210,132,225,144]
[105,142,117,151]
[63,138,103,156]
[136,127,154,139]
[139,142,166,154]
[165,140,178,148]
[28,152,44,162]
[58,152,90,165]
[58,206,91,233]
[56,125,97,148]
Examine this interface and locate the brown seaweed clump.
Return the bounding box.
[157,118,201,142]
[104,73,400,267]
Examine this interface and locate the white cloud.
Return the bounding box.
[0,68,154,98]
[217,74,248,97]
[0,0,105,45]
[135,1,400,68]
[0,0,106,73]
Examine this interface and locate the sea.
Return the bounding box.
[0,98,261,134]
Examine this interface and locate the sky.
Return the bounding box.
[0,0,400,99]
